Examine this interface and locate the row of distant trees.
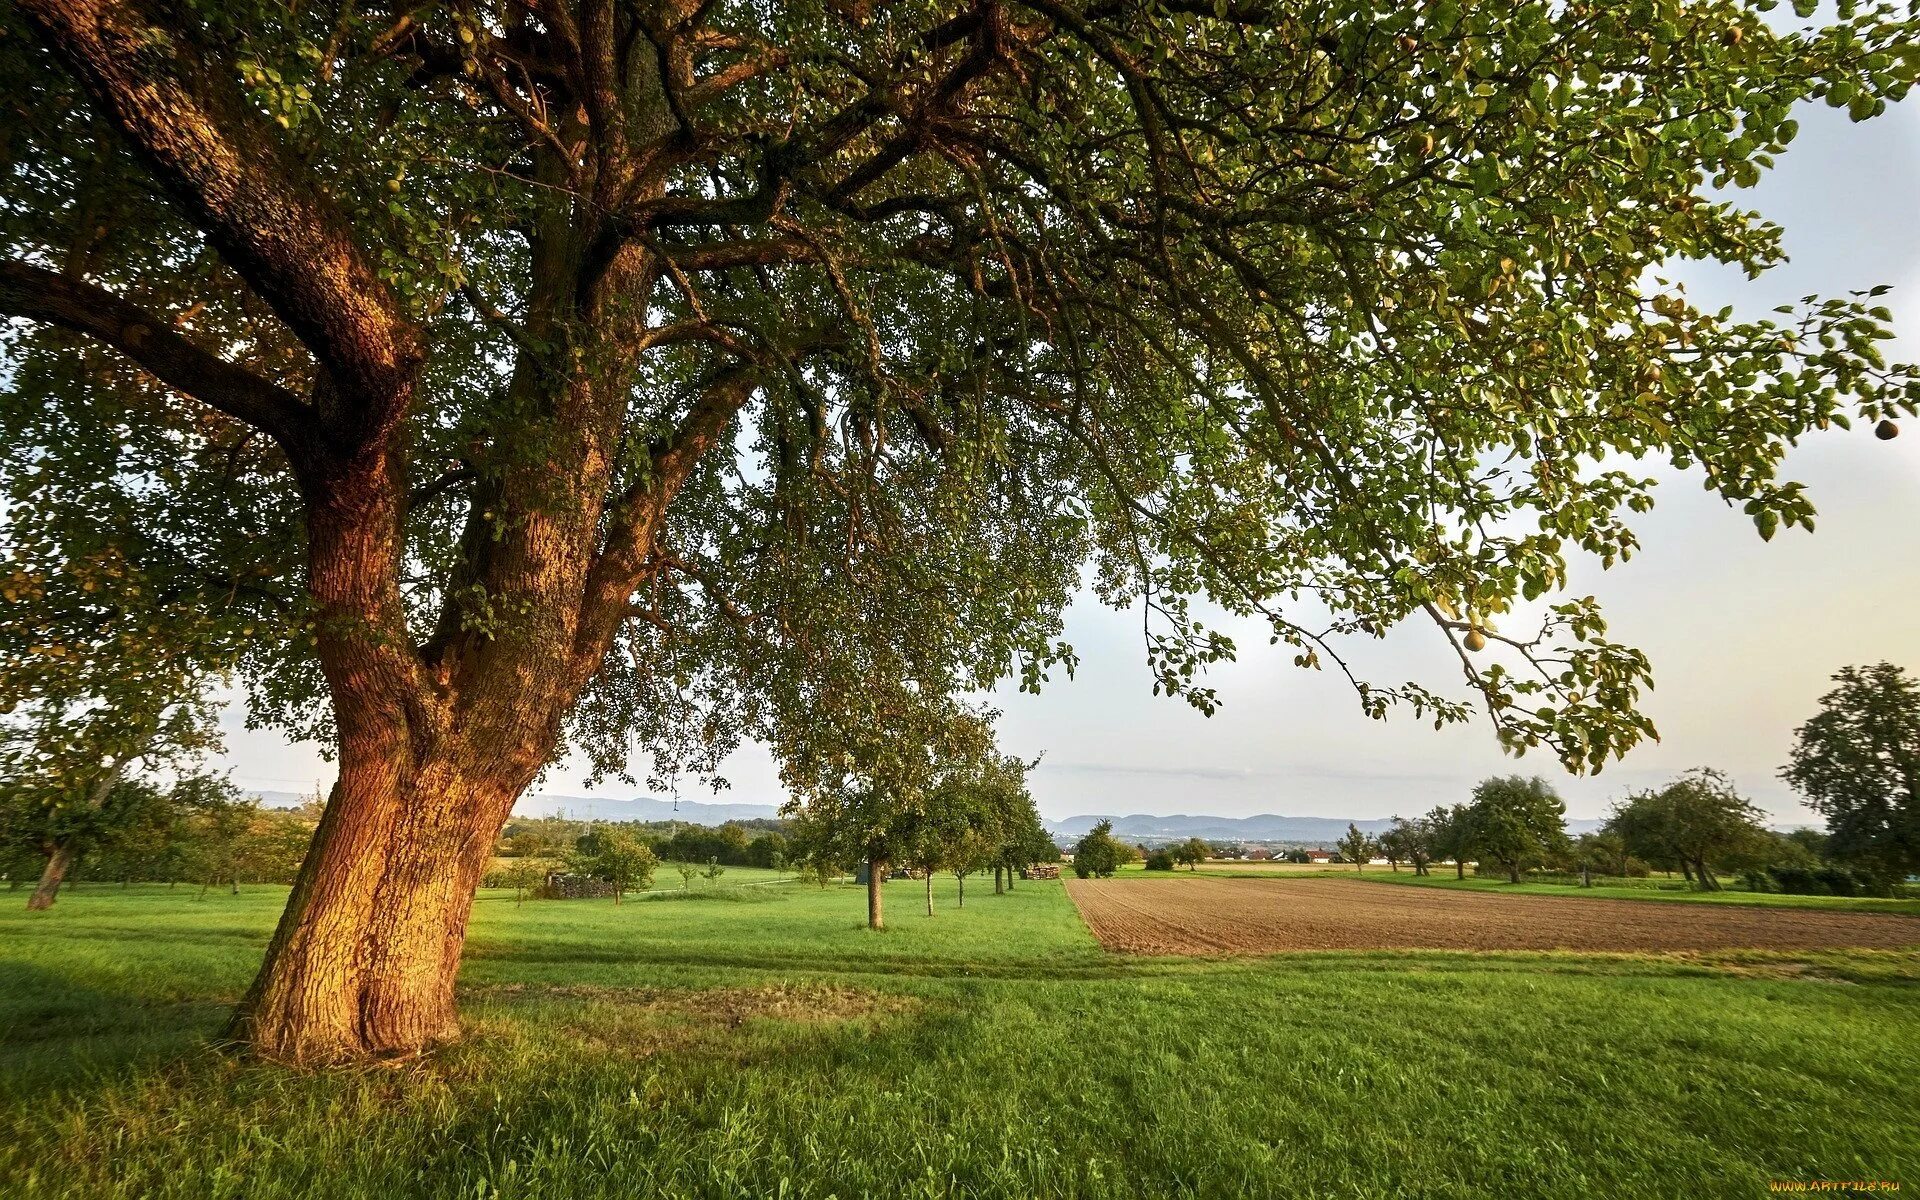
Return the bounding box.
[1100,663,1920,894]
[1337,757,1898,896]
[780,708,1059,927]
[0,774,318,906]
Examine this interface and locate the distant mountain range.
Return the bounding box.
[251,789,1631,841]
[1045,812,1605,844]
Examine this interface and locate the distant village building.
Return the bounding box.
[1305,849,1334,864]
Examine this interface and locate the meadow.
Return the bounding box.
[4,874,1918,1198]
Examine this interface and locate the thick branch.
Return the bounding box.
[18,0,422,424]
[570,368,760,670]
[0,260,322,460]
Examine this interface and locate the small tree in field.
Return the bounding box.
[1384,815,1437,877]
[597,828,659,904]
[1073,821,1124,880]
[1174,838,1211,872]
[1428,806,1475,880]
[1465,777,1569,885]
[1337,825,1375,872]
[1605,770,1766,892]
[502,859,543,906]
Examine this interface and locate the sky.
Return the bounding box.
[218,96,1920,829]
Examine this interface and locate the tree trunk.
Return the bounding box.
[925,870,934,917]
[26,843,75,911]
[957,873,965,908]
[226,748,530,1064]
[994,865,1004,894]
[867,857,885,930]
[1508,862,1519,884]
[1580,864,1591,888]
[1679,860,1694,886]
[1695,858,1718,892]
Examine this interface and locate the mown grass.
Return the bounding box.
[4,878,1918,1198]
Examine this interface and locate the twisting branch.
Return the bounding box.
[17,0,422,426]
[0,260,323,464]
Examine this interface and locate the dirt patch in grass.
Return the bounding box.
[1063,876,1920,955]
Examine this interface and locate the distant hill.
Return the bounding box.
[1047,811,1604,844]
[511,794,783,824]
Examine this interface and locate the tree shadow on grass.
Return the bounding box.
[0,959,230,1092]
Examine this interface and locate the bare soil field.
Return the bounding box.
[1063,876,1920,955]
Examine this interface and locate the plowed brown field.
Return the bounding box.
[1063,876,1920,954]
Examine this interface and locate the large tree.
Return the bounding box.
[1782,663,1920,881]
[5,0,1917,1061]
[1605,767,1766,890]
[1463,775,1567,884]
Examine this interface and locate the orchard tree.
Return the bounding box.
[1427,805,1474,879]
[1072,820,1124,879]
[1464,776,1568,884]
[1386,814,1436,876]
[996,799,1057,891]
[781,696,1001,929]
[1782,663,1920,880]
[1569,829,1630,885]
[6,0,1918,1062]
[1174,836,1210,872]
[1607,768,1767,890]
[1,692,226,909]
[1336,823,1375,871]
[573,822,658,902]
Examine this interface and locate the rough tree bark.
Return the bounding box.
[26,844,76,912]
[867,855,886,931]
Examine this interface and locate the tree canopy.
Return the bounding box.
[1463,774,1567,883]
[1605,767,1767,890]
[7,0,1919,1061]
[1782,663,1920,880]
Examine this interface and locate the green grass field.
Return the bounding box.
[4,876,1918,1198]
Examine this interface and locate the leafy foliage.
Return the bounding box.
[1604,767,1769,890]
[1462,775,1569,883]
[1072,820,1125,879]
[3,0,1917,801]
[1782,663,1920,880]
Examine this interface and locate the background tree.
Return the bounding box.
[7,0,1918,1062]
[1385,815,1436,877]
[1464,777,1568,885]
[1782,663,1920,881]
[996,805,1057,892]
[2,697,227,909]
[502,858,543,906]
[573,823,659,903]
[1569,830,1631,886]
[1427,806,1475,880]
[1605,769,1767,892]
[1336,824,1375,872]
[1174,837,1211,872]
[1073,821,1124,880]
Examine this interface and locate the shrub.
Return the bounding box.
[1144,850,1176,871]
